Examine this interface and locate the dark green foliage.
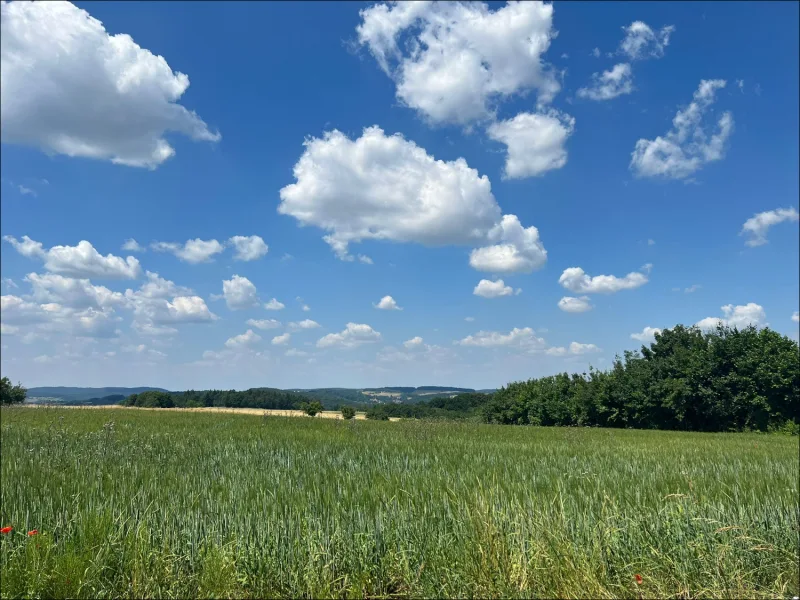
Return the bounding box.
[484,324,799,432]
[124,387,312,410]
[300,400,324,417]
[0,377,26,405]
[366,393,491,420]
[340,406,356,420]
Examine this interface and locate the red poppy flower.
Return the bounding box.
[27,530,38,536]
[635,574,643,585]
[0,526,12,535]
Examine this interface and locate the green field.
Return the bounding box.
[1,407,797,599]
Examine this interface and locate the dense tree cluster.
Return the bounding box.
[0,377,26,405]
[366,393,491,421]
[124,388,309,410]
[483,325,799,432]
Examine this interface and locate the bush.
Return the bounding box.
[301,401,324,417]
[341,406,356,420]
[0,377,26,405]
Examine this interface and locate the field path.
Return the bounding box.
[21,404,369,420]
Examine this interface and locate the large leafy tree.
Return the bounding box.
[0,377,27,405]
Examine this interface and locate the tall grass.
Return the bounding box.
[1,406,797,598]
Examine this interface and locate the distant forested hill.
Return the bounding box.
[26,387,169,403]
[288,386,481,405]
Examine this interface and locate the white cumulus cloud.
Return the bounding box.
[221,275,259,310]
[457,327,545,351]
[568,342,600,355]
[792,311,799,323]
[630,326,662,343]
[264,298,285,311]
[228,235,269,261]
[278,126,545,273]
[696,303,767,330]
[559,267,648,294]
[740,207,799,247]
[469,215,547,274]
[473,279,516,298]
[246,318,281,330]
[152,239,225,264]
[0,0,220,168]
[121,239,145,252]
[165,296,218,323]
[225,329,262,349]
[3,236,141,279]
[577,63,634,101]
[486,110,575,178]
[271,333,291,346]
[24,273,126,309]
[374,295,402,310]
[630,79,733,179]
[558,296,593,313]
[356,0,560,125]
[403,336,424,349]
[317,323,381,349]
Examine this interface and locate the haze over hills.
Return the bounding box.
[24,386,495,406]
[26,387,170,403]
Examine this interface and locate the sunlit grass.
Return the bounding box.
[1,406,797,598]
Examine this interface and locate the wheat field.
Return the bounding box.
[1,406,797,598]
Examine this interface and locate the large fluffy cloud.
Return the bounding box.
[317,323,381,349]
[577,63,634,101]
[696,303,767,330]
[4,236,141,279]
[0,0,220,168]
[486,110,575,178]
[559,267,648,294]
[0,294,121,338]
[24,273,126,309]
[356,1,560,125]
[279,126,545,273]
[630,79,733,179]
[124,271,217,333]
[740,207,799,247]
[221,275,259,310]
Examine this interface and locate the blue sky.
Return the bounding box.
[1,0,798,390]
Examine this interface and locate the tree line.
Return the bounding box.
[482,324,798,432]
[366,324,799,432]
[124,387,311,410]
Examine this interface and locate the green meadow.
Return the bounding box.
[1,406,797,599]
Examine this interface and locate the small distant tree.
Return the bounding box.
[341,406,356,420]
[0,377,26,405]
[301,400,324,417]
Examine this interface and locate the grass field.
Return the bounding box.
[1,407,797,599]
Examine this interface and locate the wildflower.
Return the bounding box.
[0,526,12,535]
[635,574,643,585]
[27,530,38,536]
